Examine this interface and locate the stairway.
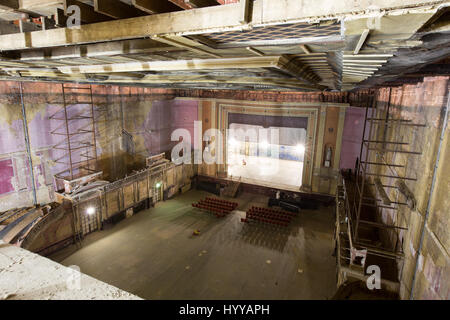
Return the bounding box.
[222,178,241,198]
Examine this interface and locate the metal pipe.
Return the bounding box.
[19,82,38,206]
[61,84,74,180]
[410,87,449,300]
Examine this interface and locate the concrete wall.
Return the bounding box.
[0,81,197,212]
[366,77,449,300]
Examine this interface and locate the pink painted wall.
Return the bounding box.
[340,107,366,170]
[145,99,198,155]
[0,159,14,194]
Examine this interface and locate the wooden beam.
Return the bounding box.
[64,0,112,24]
[131,0,182,14]
[94,0,147,19]
[239,0,251,24]
[0,0,442,51]
[53,54,324,89]
[278,55,322,85]
[353,29,370,55]
[56,56,282,74]
[20,39,177,60]
[54,8,67,27]
[300,44,311,54]
[0,0,19,10]
[8,68,317,89]
[185,0,220,8]
[151,35,222,58]
[19,0,61,10]
[246,46,265,56]
[106,75,317,89]
[169,0,191,10]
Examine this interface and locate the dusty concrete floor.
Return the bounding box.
[50,190,337,300]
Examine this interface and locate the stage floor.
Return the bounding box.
[227,155,303,189]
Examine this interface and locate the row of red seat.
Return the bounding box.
[192,203,229,217]
[204,197,238,209]
[201,200,237,211]
[192,197,238,218]
[247,211,291,223]
[241,206,293,227]
[241,216,289,227]
[193,202,233,213]
[249,206,297,217]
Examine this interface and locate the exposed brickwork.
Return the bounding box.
[0,81,377,107]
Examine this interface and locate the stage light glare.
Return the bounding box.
[296,144,306,154]
[260,141,269,149]
[228,138,238,147]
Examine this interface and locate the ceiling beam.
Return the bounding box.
[0,1,19,10]
[0,0,442,51]
[94,0,147,19]
[246,47,265,56]
[300,45,311,55]
[56,56,282,74]
[106,75,317,90]
[131,0,182,14]
[19,0,61,10]
[169,1,192,10]
[64,0,112,24]
[239,0,251,24]
[353,28,370,55]
[151,35,222,58]
[3,68,317,90]
[20,39,177,60]
[54,8,67,27]
[278,55,322,85]
[185,0,220,8]
[52,54,325,89]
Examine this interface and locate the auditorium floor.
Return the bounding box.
[50,190,336,300]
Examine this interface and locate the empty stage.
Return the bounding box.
[228,155,303,189]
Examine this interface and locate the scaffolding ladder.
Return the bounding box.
[49,84,98,181]
[351,88,425,261]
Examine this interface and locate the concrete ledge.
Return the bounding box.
[0,241,141,300]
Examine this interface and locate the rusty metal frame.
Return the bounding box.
[50,84,99,181]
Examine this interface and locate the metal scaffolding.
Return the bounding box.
[50,84,98,181]
[351,88,425,261]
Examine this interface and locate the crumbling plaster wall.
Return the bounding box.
[340,107,366,170]
[0,81,198,212]
[367,77,449,300]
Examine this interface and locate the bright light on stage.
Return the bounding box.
[296,144,306,154]
[260,141,269,149]
[228,138,238,147]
